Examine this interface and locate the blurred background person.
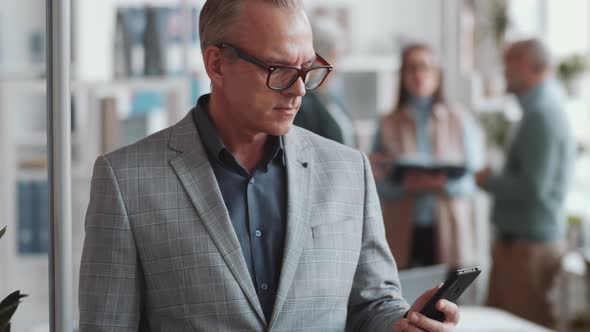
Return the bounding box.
[294,17,357,147]
[476,39,575,328]
[370,43,483,270]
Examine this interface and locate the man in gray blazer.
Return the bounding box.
[79,0,460,331]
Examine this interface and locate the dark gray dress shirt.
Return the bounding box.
[192,94,287,321]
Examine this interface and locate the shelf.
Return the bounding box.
[0,64,46,80]
[16,168,48,181]
[0,79,46,94]
[0,79,94,95]
[17,165,92,181]
[338,54,400,72]
[88,77,190,94]
[1,76,193,92]
[112,0,197,7]
[15,133,48,148]
[15,132,83,148]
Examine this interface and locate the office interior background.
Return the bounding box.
[1,0,590,331]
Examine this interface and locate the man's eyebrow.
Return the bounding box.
[303,55,317,65]
[267,58,294,66]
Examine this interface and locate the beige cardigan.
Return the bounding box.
[378,104,476,269]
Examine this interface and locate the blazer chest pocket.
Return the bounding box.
[311,218,362,250]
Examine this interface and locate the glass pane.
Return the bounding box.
[72,0,209,329]
[305,67,329,89]
[269,67,299,89]
[0,0,50,330]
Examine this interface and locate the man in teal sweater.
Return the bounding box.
[476,39,575,328]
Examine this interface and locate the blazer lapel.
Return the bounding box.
[167,112,267,324]
[269,128,313,329]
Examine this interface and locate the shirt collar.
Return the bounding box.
[407,95,434,112]
[517,79,557,113]
[401,97,446,121]
[192,94,286,170]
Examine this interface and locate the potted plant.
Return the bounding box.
[0,227,27,332]
[477,110,514,170]
[472,0,510,97]
[558,54,589,96]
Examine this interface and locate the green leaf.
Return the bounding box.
[0,291,27,329]
[0,291,27,308]
[0,227,6,240]
[0,321,10,332]
[0,303,18,328]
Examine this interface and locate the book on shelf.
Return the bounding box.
[121,110,167,146]
[114,6,202,78]
[17,180,49,255]
[19,159,48,169]
[100,94,167,152]
[101,97,122,154]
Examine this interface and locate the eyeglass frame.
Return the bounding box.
[216,42,333,91]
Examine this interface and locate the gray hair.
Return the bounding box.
[509,38,553,72]
[311,18,344,57]
[199,0,303,54]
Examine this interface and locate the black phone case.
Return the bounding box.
[419,267,481,322]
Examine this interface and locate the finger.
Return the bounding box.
[394,319,411,332]
[423,285,441,297]
[402,319,428,332]
[407,312,445,332]
[437,299,460,324]
[411,286,440,313]
[394,320,414,332]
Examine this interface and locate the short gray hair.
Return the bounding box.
[199,0,303,54]
[311,18,344,57]
[509,38,553,72]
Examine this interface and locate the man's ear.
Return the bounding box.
[203,45,225,88]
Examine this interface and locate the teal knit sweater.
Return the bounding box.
[483,79,575,241]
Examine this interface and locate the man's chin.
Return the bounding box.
[267,122,293,137]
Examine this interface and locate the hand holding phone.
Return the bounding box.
[419,267,481,322]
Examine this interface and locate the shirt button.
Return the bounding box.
[261,283,269,291]
[255,230,262,237]
[249,178,255,184]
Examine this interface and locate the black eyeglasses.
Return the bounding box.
[217,43,333,91]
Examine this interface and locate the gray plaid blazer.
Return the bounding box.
[79,110,409,331]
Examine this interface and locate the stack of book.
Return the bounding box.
[17,180,49,254]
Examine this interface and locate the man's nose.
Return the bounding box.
[283,76,307,97]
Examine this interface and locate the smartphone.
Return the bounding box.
[419,267,481,322]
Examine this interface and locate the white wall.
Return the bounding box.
[303,0,442,55]
[389,0,444,52]
[75,0,116,81]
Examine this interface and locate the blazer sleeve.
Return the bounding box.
[78,155,145,331]
[345,152,410,331]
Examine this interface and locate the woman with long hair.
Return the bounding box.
[370,43,483,270]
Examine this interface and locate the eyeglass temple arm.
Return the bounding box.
[314,52,332,68]
[220,43,270,70]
